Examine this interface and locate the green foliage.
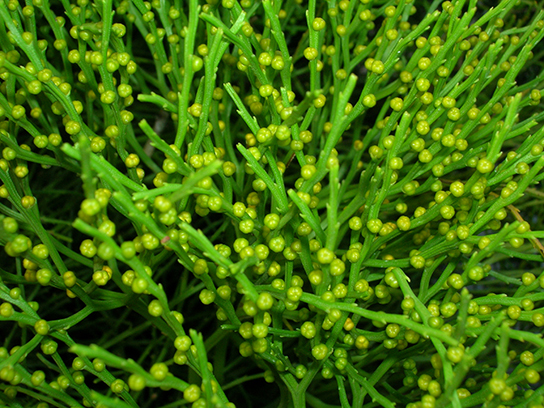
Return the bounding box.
[0,0,544,407]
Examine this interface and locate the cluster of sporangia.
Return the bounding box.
[0,0,543,406]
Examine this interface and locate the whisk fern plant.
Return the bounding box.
[0,0,544,407]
